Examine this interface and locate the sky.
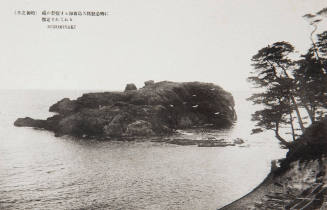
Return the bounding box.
[0,0,326,92]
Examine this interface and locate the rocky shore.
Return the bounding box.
[220,119,327,210]
[14,81,236,139]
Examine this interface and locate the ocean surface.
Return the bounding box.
[0,90,286,210]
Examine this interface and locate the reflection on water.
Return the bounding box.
[0,90,286,210]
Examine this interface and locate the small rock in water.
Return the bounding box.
[233,138,245,144]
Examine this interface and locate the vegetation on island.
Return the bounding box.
[14,81,236,139]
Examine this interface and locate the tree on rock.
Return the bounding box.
[295,7,327,122]
[302,7,327,74]
[248,8,327,148]
[294,49,327,122]
[248,42,305,147]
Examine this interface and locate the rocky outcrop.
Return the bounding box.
[14,117,47,128]
[124,83,137,92]
[144,80,155,86]
[49,98,76,114]
[125,120,155,136]
[151,138,242,147]
[221,119,327,210]
[14,81,236,138]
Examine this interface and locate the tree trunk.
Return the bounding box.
[310,24,327,75]
[275,62,306,133]
[289,111,296,141]
[303,104,315,123]
[275,122,291,148]
[290,96,305,133]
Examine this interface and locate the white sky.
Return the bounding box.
[0,0,326,91]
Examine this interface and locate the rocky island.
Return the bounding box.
[14,81,237,139]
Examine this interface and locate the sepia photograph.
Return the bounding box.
[1,0,327,209]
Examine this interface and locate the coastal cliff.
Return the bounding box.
[221,119,327,210]
[14,81,236,138]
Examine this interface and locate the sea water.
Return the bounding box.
[0,90,286,210]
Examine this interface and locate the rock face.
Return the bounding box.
[286,119,327,163]
[49,98,76,114]
[221,119,327,210]
[144,80,155,86]
[14,117,47,128]
[14,81,236,138]
[125,120,155,136]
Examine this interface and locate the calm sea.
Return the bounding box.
[0,90,286,210]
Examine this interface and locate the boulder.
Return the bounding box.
[233,138,245,144]
[125,120,155,136]
[124,83,137,92]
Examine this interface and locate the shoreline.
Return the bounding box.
[220,119,327,209]
[219,171,275,209]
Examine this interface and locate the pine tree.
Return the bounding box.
[248,42,305,147]
[248,8,327,147]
